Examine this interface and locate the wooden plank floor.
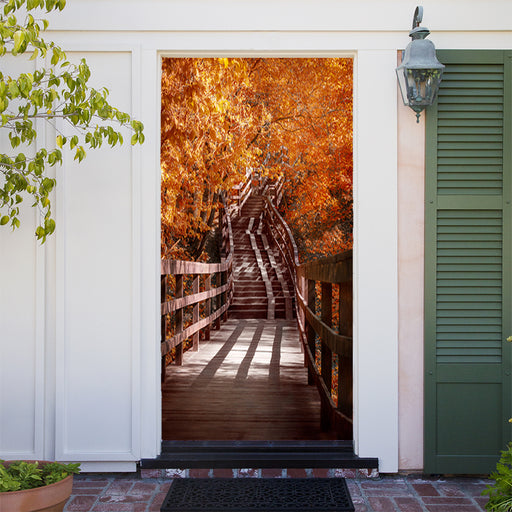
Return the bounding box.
[162,319,336,441]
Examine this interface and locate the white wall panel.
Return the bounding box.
[0,206,44,459]
[55,52,139,461]
[0,56,45,460]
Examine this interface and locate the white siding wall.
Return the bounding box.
[54,52,141,465]
[0,0,510,473]
[0,56,45,461]
[0,200,45,461]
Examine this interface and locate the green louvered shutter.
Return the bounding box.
[425,50,512,474]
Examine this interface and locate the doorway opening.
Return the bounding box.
[160,57,353,444]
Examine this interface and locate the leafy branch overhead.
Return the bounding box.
[0,0,144,241]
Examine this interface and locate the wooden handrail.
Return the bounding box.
[161,274,232,315]
[295,251,353,439]
[161,257,231,276]
[262,197,300,283]
[160,203,235,379]
[261,175,284,207]
[262,190,353,440]
[229,169,252,218]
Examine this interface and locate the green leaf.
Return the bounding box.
[51,47,60,65]
[35,226,45,239]
[8,81,20,98]
[13,30,25,54]
[44,218,55,234]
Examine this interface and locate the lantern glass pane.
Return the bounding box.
[396,67,411,106]
[405,68,443,107]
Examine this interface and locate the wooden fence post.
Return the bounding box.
[298,270,304,355]
[161,274,167,383]
[338,280,353,438]
[175,273,183,366]
[306,278,316,386]
[321,281,333,431]
[205,275,211,340]
[214,272,221,330]
[221,261,228,323]
[192,274,199,351]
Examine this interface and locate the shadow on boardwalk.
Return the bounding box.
[162,318,335,441]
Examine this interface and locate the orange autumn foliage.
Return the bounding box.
[161,58,353,261]
[245,58,353,260]
[161,58,261,260]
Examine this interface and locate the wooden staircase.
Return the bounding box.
[230,195,294,320]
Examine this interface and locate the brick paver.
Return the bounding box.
[64,473,491,512]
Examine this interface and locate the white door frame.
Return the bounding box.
[138,45,399,473]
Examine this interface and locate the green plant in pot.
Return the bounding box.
[482,442,512,511]
[0,460,80,512]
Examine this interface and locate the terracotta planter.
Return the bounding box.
[0,462,74,512]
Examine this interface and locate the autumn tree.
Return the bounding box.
[160,57,353,261]
[244,58,353,259]
[0,0,144,241]
[161,58,261,260]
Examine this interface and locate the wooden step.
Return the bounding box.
[230,194,295,320]
[142,441,378,470]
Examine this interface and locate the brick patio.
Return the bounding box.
[64,471,491,512]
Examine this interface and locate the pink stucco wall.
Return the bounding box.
[397,62,425,470]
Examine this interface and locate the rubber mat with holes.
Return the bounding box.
[160,478,355,512]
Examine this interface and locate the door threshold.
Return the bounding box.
[140,440,378,470]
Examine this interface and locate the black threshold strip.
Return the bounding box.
[161,478,355,512]
[140,441,378,470]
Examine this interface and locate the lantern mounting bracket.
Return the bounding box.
[412,6,423,29]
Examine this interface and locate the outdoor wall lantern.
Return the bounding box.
[396,6,445,122]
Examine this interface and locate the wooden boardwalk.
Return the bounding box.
[162,319,335,441]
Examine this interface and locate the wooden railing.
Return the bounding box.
[228,169,252,217]
[262,196,300,290]
[160,204,234,381]
[263,197,353,439]
[296,252,353,439]
[262,175,284,208]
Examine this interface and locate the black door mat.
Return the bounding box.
[161,478,355,512]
